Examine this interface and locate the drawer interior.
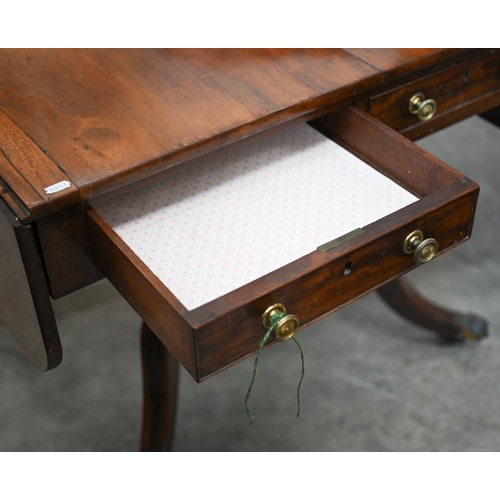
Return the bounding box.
[87,107,479,381]
[92,122,418,312]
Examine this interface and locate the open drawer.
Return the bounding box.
[87,107,479,382]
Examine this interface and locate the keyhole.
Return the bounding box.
[344,261,352,276]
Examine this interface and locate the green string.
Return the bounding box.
[292,336,305,418]
[244,311,305,427]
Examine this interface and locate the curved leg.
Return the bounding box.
[377,277,488,343]
[140,322,179,452]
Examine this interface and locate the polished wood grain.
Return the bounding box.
[369,50,500,134]
[140,322,179,452]
[0,49,382,204]
[311,107,462,197]
[0,200,61,370]
[1,49,484,212]
[0,109,80,222]
[87,107,479,381]
[36,205,100,299]
[0,155,43,221]
[2,49,488,298]
[345,48,461,78]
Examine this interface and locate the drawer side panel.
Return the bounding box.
[87,209,197,379]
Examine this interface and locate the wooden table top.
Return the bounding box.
[0,48,474,222]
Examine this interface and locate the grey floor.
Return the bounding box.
[1,116,499,452]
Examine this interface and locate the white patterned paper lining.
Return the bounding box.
[95,123,418,310]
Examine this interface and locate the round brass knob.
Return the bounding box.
[409,92,437,121]
[403,229,438,264]
[262,303,299,342]
[414,238,438,264]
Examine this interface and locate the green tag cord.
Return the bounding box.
[244,311,305,427]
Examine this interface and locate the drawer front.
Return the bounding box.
[369,50,500,136]
[87,107,479,382]
[188,186,475,379]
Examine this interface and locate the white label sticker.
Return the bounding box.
[44,180,71,194]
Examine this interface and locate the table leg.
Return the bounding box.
[140,322,179,452]
[377,277,488,342]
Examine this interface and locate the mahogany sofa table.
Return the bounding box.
[0,48,497,451]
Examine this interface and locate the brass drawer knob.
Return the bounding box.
[409,92,437,121]
[403,230,438,264]
[262,303,299,342]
